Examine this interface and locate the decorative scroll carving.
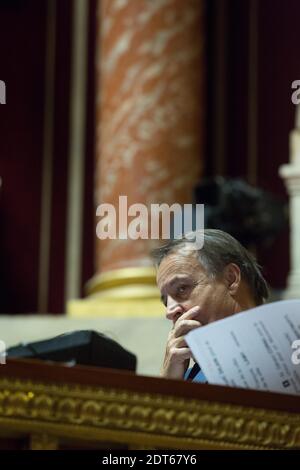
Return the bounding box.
[0,378,299,449]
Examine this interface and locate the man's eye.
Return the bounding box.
[177,285,187,295]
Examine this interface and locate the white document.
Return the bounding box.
[185,300,300,395]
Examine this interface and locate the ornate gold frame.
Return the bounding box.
[0,374,299,450]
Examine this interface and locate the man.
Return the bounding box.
[152,229,269,381]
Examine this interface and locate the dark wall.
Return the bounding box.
[0,0,95,313]
[0,0,46,313]
[256,0,299,287]
[205,0,300,289]
[47,0,72,313]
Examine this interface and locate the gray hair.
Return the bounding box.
[152,229,269,305]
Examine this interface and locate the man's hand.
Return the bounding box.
[161,306,202,379]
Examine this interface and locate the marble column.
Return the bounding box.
[68,0,205,316]
[279,107,300,299]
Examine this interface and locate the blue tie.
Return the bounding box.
[185,363,207,383]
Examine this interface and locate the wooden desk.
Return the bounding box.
[0,359,299,450]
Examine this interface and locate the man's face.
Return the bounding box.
[156,248,238,326]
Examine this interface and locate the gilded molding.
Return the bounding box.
[0,377,299,449]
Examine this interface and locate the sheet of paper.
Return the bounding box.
[185,300,300,395]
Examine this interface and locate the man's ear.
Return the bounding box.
[223,263,241,295]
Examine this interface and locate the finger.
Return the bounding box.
[168,347,192,362]
[170,336,188,349]
[173,319,201,338]
[176,306,201,323]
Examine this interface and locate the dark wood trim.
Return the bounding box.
[2,358,300,414]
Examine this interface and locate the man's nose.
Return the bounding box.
[166,296,184,321]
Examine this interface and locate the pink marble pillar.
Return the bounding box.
[95,0,205,277]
